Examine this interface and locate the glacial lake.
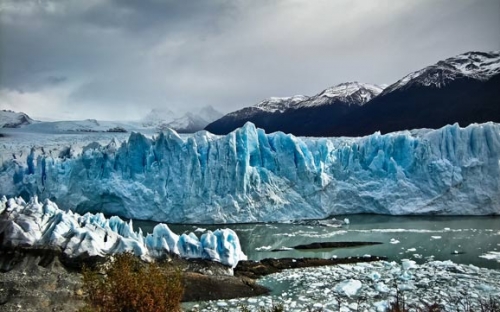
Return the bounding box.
[134,215,500,270]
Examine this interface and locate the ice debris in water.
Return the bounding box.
[480,251,500,263]
[2,122,500,223]
[195,260,500,311]
[390,238,400,244]
[334,279,362,297]
[0,196,246,268]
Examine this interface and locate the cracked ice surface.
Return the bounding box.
[2,122,500,223]
[0,196,246,268]
[192,260,500,312]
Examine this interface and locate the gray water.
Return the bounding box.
[134,215,500,269]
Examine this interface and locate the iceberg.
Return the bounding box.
[0,196,246,268]
[1,122,500,223]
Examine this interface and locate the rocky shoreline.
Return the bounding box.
[0,247,387,312]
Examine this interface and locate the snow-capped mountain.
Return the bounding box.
[205,82,383,136]
[141,107,178,128]
[207,51,500,137]
[0,110,37,128]
[326,51,500,137]
[383,51,500,94]
[154,105,223,133]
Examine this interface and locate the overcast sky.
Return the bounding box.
[0,0,499,121]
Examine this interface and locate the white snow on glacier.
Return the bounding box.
[1,122,500,223]
[0,196,246,268]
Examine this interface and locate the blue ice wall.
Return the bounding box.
[1,122,500,223]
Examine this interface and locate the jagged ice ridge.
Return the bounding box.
[1,122,500,223]
[0,196,246,267]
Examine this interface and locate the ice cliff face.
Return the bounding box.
[0,196,245,267]
[1,122,500,223]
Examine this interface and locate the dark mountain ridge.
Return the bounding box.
[206,51,500,137]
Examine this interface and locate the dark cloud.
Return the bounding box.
[0,0,499,120]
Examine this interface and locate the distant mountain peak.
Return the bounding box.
[146,106,223,133]
[141,107,177,127]
[0,110,36,128]
[320,81,383,95]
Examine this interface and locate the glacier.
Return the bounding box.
[1,122,500,223]
[0,196,246,268]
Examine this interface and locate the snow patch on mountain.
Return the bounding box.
[253,95,309,113]
[302,82,384,108]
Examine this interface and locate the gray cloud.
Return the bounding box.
[0,0,499,120]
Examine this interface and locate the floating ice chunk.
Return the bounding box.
[373,300,389,312]
[400,270,413,281]
[406,248,417,252]
[431,236,442,240]
[476,284,495,292]
[255,245,273,251]
[479,251,500,263]
[334,279,362,296]
[401,259,418,270]
[390,238,400,244]
[374,282,390,293]
[343,218,350,225]
[368,271,381,281]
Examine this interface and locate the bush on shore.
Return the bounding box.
[79,252,184,312]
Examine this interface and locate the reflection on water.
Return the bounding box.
[133,214,500,269]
